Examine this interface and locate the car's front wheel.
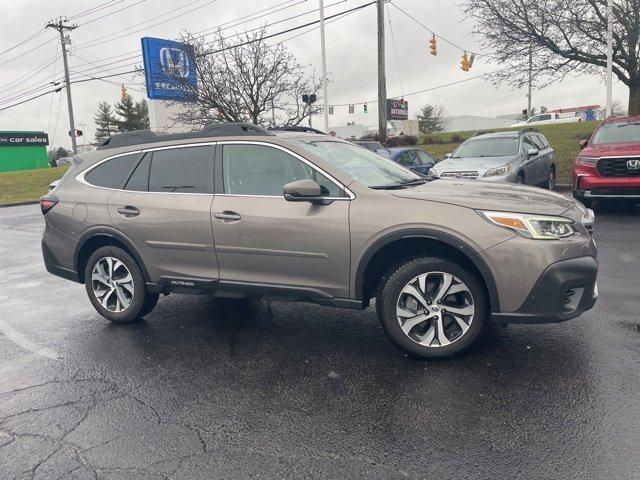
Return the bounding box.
[377,257,487,359]
[84,246,154,323]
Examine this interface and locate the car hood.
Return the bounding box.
[391,179,576,215]
[432,156,515,174]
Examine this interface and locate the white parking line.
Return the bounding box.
[0,318,61,360]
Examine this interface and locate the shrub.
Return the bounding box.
[424,135,443,145]
[450,134,466,143]
[385,135,419,147]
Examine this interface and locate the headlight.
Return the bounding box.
[484,164,512,177]
[577,156,598,165]
[428,168,437,176]
[479,210,576,240]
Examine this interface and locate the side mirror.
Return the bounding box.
[284,179,330,204]
[527,148,539,157]
[579,139,588,150]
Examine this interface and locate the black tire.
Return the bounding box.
[376,257,487,359]
[84,246,151,323]
[515,173,525,184]
[544,167,556,190]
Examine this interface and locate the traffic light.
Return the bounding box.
[363,103,368,113]
[76,129,83,137]
[429,35,437,56]
[460,52,470,72]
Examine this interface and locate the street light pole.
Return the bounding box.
[319,0,329,133]
[377,0,387,144]
[605,0,613,118]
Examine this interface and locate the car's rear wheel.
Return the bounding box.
[84,246,153,323]
[376,257,487,359]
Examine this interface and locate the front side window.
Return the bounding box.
[223,144,343,197]
[452,137,519,158]
[148,146,212,193]
[84,153,139,189]
[416,150,435,165]
[291,140,420,187]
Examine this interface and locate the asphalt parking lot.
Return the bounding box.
[1,201,639,480]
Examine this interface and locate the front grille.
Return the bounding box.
[440,171,479,180]
[596,157,640,177]
[589,187,640,197]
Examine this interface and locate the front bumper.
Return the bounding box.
[492,256,598,324]
[573,163,640,199]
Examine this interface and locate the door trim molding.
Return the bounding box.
[216,245,329,259]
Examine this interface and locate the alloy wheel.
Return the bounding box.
[91,256,134,313]
[396,271,475,347]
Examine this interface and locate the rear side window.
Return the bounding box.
[84,153,139,189]
[148,146,212,194]
[124,154,151,191]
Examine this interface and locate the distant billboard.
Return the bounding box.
[0,132,49,147]
[387,99,408,121]
[141,37,198,101]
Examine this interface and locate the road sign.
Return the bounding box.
[141,37,198,101]
[387,99,408,121]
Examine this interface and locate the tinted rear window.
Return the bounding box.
[124,154,151,191]
[84,153,139,189]
[148,146,212,193]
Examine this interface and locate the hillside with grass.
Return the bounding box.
[0,166,67,206]
[421,121,600,184]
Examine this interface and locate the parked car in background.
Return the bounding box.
[511,112,582,128]
[351,140,390,156]
[573,115,640,208]
[386,147,436,175]
[429,130,557,189]
[55,156,75,166]
[49,154,87,191]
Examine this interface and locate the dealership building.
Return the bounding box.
[0,131,49,173]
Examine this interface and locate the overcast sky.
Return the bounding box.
[0,0,629,149]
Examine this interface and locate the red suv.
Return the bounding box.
[573,116,640,207]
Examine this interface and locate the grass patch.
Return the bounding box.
[0,166,68,206]
[420,121,600,184]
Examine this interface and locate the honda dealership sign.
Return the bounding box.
[141,37,198,101]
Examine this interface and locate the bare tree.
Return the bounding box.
[463,0,640,114]
[171,28,322,128]
[417,104,447,134]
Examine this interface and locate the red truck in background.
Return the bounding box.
[573,115,640,208]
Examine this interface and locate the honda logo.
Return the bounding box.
[159,47,190,78]
[627,159,640,170]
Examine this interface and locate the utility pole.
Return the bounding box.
[527,40,533,118]
[46,17,78,154]
[377,0,387,144]
[319,0,329,133]
[605,0,613,118]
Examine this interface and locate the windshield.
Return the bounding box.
[292,140,421,187]
[592,122,640,144]
[452,137,519,158]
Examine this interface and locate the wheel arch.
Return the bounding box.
[74,227,150,284]
[354,229,500,312]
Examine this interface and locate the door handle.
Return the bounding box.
[214,211,241,222]
[117,206,140,217]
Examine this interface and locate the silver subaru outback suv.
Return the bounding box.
[41,123,598,359]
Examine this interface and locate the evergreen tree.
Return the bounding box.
[114,94,140,132]
[134,99,150,130]
[94,101,117,142]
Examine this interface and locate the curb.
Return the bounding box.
[554,184,572,192]
[0,200,40,208]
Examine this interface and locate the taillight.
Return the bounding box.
[40,195,58,215]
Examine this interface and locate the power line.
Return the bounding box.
[79,0,149,27]
[386,4,404,98]
[388,1,477,56]
[0,29,47,56]
[68,1,124,20]
[0,36,57,67]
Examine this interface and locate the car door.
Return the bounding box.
[211,142,351,299]
[532,134,552,184]
[520,134,541,185]
[107,144,219,286]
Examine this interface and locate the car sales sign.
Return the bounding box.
[0,132,49,147]
[141,37,198,101]
[386,99,408,121]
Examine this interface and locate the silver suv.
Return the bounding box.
[41,123,598,359]
[430,130,557,189]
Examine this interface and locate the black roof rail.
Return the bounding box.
[97,123,272,150]
[268,125,326,135]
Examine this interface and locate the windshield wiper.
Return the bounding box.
[370,178,427,190]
